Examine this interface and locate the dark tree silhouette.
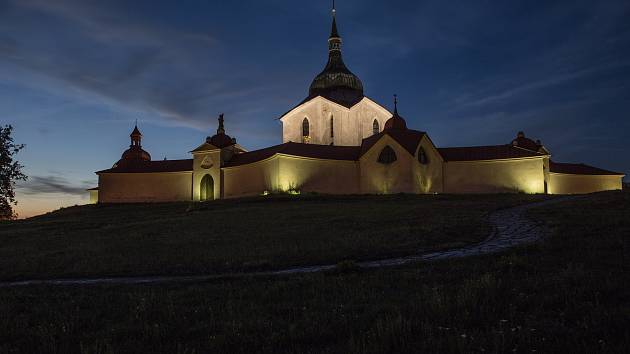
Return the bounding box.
[1,125,26,220]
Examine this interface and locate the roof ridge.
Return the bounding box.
[438,143,514,150]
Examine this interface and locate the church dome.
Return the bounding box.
[384,96,407,131]
[119,124,151,162]
[308,8,364,104]
[121,146,151,161]
[309,62,364,100]
[207,133,235,148]
[384,114,407,131]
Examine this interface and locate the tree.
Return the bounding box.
[0,125,27,220]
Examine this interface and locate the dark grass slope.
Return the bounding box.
[0,191,629,353]
[0,194,545,281]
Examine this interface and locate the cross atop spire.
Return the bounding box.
[394,94,398,114]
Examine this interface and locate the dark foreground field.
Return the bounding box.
[1,192,629,353]
[0,194,544,281]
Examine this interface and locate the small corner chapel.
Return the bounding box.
[91,7,624,203]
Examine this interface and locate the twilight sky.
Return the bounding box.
[2,0,629,217]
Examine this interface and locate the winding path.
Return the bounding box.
[0,197,571,288]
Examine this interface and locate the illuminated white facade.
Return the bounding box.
[280,96,392,146]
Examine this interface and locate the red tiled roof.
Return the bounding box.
[226,129,426,168]
[438,145,545,162]
[224,142,361,167]
[97,159,193,174]
[360,129,426,156]
[549,161,624,176]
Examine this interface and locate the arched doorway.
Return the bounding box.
[200,174,214,201]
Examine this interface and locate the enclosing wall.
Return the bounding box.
[223,155,359,197]
[223,158,279,198]
[98,172,192,203]
[444,158,545,194]
[277,155,359,194]
[549,173,623,194]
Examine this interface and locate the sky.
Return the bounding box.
[1,0,629,218]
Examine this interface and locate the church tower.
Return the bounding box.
[117,123,151,165]
[308,2,364,106]
[279,3,392,147]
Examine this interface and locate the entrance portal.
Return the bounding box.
[200,174,214,201]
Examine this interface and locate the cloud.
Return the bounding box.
[17,175,95,196]
[12,0,217,48]
[454,61,630,108]
[0,0,276,131]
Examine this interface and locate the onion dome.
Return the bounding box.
[120,124,151,162]
[207,113,236,148]
[308,4,364,105]
[384,95,408,131]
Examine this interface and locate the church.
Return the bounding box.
[90,8,624,203]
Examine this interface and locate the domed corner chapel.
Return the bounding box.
[92,7,625,204]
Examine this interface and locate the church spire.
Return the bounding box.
[328,1,341,52]
[330,1,339,39]
[308,1,364,102]
[130,120,142,147]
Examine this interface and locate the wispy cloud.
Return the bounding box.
[454,61,630,108]
[13,0,217,47]
[0,0,278,131]
[17,175,95,196]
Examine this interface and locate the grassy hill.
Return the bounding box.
[0,194,544,281]
[1,191,629,353]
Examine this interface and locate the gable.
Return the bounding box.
[357,96,392,117]
[360,129,426,158]
[359,131,424,162]
[190,142,220,154]
[279,96,349,122]
[416,134,444,163]
[279,95,391,122]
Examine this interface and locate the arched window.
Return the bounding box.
[330,116,334,138]
[372,119,379,135]
[200,174,214,201]
[417,147,429,165]
[302,118,310,143]
[302,118,310,137]
[377,145,397,164]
